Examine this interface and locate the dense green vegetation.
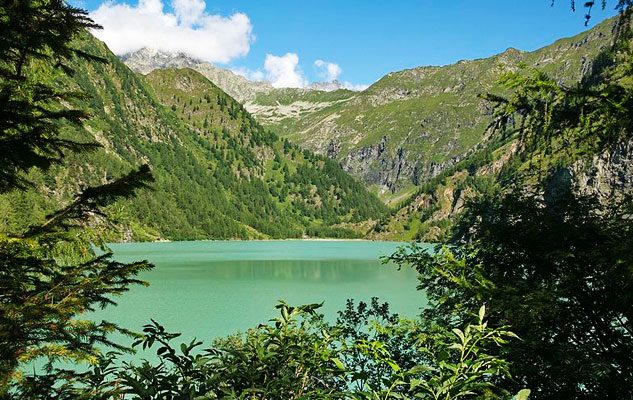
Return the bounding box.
[388,4,633,397]
[0,32,386,241]
[0,0,155,394]
[22,301,524,399]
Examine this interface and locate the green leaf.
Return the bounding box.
[331,357,346,371]
[452,328,466,343]
[515,389,531,400]
[387,360,401,372]
[408,365,434,374]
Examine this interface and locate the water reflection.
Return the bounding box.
[152,259,388,282]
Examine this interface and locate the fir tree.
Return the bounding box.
[0,0,153,395]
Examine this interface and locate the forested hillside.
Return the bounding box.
[121,18,612,198]
[0,34,386,241]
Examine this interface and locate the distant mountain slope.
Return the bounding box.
[121,47,273,103]
[0,34,386,241]
[121,49,361,130]
[253,19,614,195]
[368,18,632,242]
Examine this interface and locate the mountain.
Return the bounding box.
[121,47,273,102]
[249,19,614,196]
[122,49,349,102]
[122,20,614,200]
[104,18,619,241]
[309,80,346,92]
[366,18,633,242]
[121,49,359,120]
[0,34,387,241]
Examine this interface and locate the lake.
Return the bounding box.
[96,240,426,343]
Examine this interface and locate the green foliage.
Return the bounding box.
[350,305,519,400]
[13,302,523,400]
[0,56,387,240]
[371,143,503,241]
[334,298,425,393]
[0,0,102,192]
[391,187,633,399]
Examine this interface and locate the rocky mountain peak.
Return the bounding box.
[120,49,356,104]
[120,47,202,74]
[120,48,272,102]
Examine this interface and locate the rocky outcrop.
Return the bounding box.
[339,135,464,192]
[573,137,633,200]
[342,136,413,193]
[309,80,345,92]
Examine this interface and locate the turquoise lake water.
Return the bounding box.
[96,240,427,343]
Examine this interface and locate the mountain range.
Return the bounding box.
[122,18,614,201]
[0,18,624,242]
[0,34,386,241]
[117,17,631,242]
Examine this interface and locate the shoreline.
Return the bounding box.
[113,237,409,245]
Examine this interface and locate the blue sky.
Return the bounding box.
[73,0,618,88]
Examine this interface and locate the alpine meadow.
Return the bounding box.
[1,1,632,399]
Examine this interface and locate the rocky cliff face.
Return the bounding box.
[573,138,633,201]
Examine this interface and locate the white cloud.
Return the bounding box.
[172,0,205,27]
[232,55,369,91]
[314,59,342,82]
[90,0,253,64]
[263,53,307,88]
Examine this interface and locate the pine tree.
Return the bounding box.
[0,0,153,395]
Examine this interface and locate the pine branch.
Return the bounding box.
[21,165,154,237]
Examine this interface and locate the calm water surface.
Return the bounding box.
[96,240,427,342]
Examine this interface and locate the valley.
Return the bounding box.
[0,34,386,241]
[119,17,624,241]
[3,2,632,398]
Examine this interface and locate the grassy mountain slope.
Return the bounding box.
[0,33,386,241]
[369,141,509,241]
[249,18,614,196]
[359,18,627,241]
[370,16,633,242]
